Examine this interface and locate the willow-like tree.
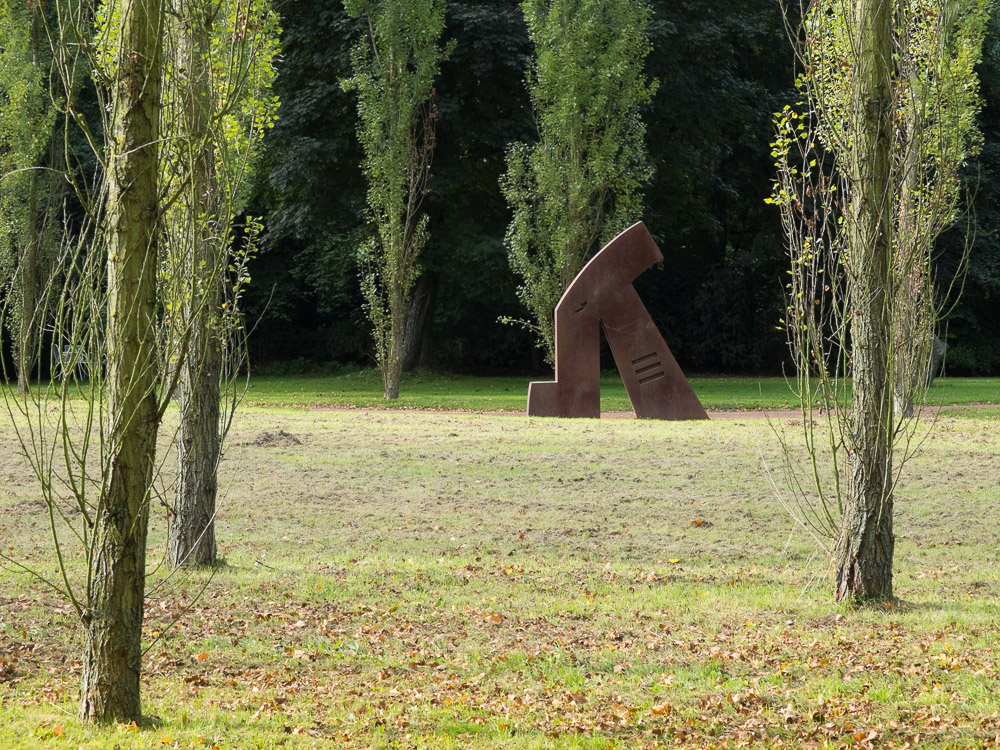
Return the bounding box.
[501,0,657,359]
[162,0,279,568]
[343,0,448,400]
[80,0,166,720]
[0,0,276,719]
[771,0,988,602]
[0,0,58,395]
[5,0,181,721]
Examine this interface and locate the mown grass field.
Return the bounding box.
[0,388,999,748]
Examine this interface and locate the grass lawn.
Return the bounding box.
[0,396,998,748]
[244,371,1000,412]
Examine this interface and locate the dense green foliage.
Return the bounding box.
[343,0,450,398]
[0,0,59,389]
[4,1,999,376]
[937,7,1000,374]
[244,0,802,374]
[502,0,656,358]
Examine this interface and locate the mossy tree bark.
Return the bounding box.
[80,0,164,723]
[834,0,896,603]
[168,0,221,568]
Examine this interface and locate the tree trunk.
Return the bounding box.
[169,0,221,568]
[383,282,405,399]
[171,330,221,566]
[834,0,895,603]
[401,271,435,372]
[892,33,934,420]
[81,0,163,723]
[383,326,403,399]
[16,167,39,396]
[926,335,947,385]
[893,122,926,420]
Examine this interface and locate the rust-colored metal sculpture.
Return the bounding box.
[528,222,708,420]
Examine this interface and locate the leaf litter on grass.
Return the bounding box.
[0,408,999,748]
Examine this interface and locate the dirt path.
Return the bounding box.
[301,404,995,420]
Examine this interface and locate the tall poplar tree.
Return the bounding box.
[502,0,657,360]
[0,0,58,395]
[343,0,449,400]
[163,0,279,568]
[835,0,897,601]
[772,0,988,602]
[82,0,165,720]
[166,0,223,567]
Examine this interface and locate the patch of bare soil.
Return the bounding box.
[309,405,987,421]
[308,406,822,420]
[601,409,812,420]
[246,430,302,448]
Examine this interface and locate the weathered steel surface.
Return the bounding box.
[528,222,708,420]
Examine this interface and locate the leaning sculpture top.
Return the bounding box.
[528,222,709,420]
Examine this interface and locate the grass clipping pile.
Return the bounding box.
[245,429,303,448]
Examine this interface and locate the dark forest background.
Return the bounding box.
[245,0,1000,376]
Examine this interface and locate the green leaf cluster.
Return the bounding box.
[0,1,57,294]
[502,0,657,358]
[342,0,450,397]
[782,0,989,234]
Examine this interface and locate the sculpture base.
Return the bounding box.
[527,381,600,419]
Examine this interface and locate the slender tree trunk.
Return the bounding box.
[81,0,163,723]
[16,168,39,396]
[384,294,404,399]
[401,272,435,372]
[169,0,221,568]
[171,320,221,565]
[893,108,924,420]
[892,0,961,418]
[893,21,936,421]
[834,0,895,603]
